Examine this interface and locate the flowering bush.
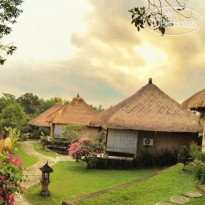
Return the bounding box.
[68,139,105,167]
[0,153,27,205]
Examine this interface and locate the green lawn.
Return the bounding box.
[14,143,38,168]
[26,161,159,205]
[32,142,58,158]
[78,164,205,205]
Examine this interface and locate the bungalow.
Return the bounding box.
[90,78,202,157]
[181,88,205,152]
[46,95,101,140]
[28,102,63,127]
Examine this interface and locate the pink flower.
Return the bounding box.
[9,154,13,160]
[18,162,23,167]
[8,194,15,205]
[15,158,20,163]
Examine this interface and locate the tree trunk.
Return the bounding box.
[202,112,205,153]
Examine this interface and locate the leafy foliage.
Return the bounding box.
[190,142,205,162]
[68,139,106,168]
[40,132,53,146]
[90,104,104,112]
[4,127,20,153]
[177,146,191,171]
[17,93,41,115]
[60,124,85,143]
[135,148,178,168]
[0,102,29,133]
[0,152,26,204]
[191,160,205,184]
[190,142,205,184]
[129,0,189,35]
[0,0,23,65]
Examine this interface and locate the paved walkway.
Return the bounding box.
[14,141,74,205]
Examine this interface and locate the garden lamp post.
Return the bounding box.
[40,162,53,197]
[181,88,205,152]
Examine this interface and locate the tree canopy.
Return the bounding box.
[0,102,29,132]
[0,0,23,65]
[0,92,103,135]
[17,93,41,115]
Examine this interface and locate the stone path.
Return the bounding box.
[170,196,189,204]
[156,190,203,205]
[14,141,74,205]
[185,191,202,198]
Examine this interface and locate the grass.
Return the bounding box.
[14,143,38,168]
[78,164,205,205]
[26,161,159,205]
[32,142,58,158]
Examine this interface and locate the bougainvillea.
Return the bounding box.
[0,152,26,205]
[68,139,105,167]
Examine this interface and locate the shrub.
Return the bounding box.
[190,142,205,161]
[19,133,29,141]
[136,149,178,168]
[0,153,27,204]
[68,139,105,168]
[60,124,85,143]
[178,146,191,170]
[29,127,50,139]
[0,102,29,133]
[190,142,205,184]
[4,127,21,153]
[191,160,205,184]
[40,132,53,146]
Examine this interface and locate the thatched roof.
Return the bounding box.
[90,96,135,128]
[90,79,202,133]
[28,103,63,127]
[181,88,205,111]
[46,96,98,126]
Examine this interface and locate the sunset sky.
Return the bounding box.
[0,0,205,108]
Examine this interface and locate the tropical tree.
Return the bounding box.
[2,93,15,103]
[0,102,29,133]
[0,0,23,65]
[17,93,40,115]
[0,98,8,113]
[90,104,104,112]
[39,97,63,113]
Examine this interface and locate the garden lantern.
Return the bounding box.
[39,161,53,196]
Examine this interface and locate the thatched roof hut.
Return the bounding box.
[47,96,98,126]
[28,102,63,127]
[181,88,205,152]
[90,78,202,133]
[181,88,205,111]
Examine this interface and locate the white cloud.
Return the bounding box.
[1,0,205,108]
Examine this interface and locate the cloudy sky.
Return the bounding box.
[0,0,205,108]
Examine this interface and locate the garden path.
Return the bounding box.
[14,140,74,205]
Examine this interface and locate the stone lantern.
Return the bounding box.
[40,162,53,196]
